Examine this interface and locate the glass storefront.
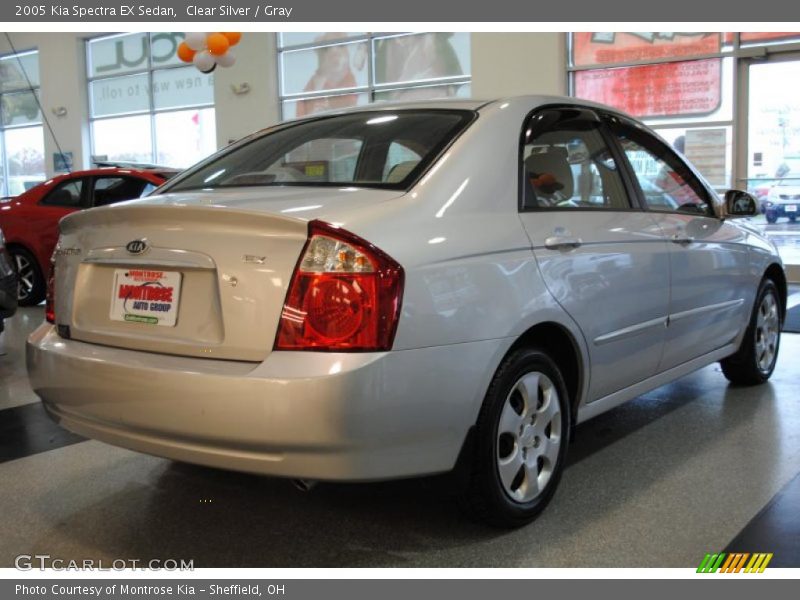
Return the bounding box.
[86,33,217,168]
[746,55,800,270]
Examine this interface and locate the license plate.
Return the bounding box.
[110,268,182,327]
[786,205,797,212]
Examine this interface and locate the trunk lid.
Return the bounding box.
[55,187,403,361]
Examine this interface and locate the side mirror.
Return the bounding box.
[723,189,758,218]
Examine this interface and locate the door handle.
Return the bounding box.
[544,236,583,250]
[671,233,694,245]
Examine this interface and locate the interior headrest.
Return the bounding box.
[525,149,574,200]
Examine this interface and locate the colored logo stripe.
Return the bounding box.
[697,552,773,573]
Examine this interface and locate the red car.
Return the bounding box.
[0,164,178,305]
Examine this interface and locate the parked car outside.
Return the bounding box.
[27,98,785,527]
[0,227,18,334]
[764,173,800,223]
[0,165,178,305]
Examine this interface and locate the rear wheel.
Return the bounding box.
[459,347,571,528]
[720,278,781,385]
[766,213,778,224]
[10,247,45,306]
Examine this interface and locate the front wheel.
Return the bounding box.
[720,279,781,385]
[459,348,571,528]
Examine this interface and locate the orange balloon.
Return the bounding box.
[222,32,242,46]
[206,33,230,56]
[177,41,196,63]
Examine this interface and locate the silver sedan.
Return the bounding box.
[27,97,786,527]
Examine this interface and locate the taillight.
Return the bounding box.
[45,262,55,324]
[275,220,404,352]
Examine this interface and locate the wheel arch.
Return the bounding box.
[764,263,787,321]
[5,241,44,273]
[504,321,586,416]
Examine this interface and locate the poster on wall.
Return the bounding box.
[684,128,727,187]
[571,32,721,67]
[574,59,722,118]
[53,151,73,173]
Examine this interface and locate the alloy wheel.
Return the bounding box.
[496,371,562,503]
[13,253,34,303]
[755,291,780,373]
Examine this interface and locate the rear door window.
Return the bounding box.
[521,108,630,210]
[91,176,151,207]
[40,178,87,208]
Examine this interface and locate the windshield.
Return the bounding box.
[165,109,474,193]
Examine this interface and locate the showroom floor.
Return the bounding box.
[1,301,799,568]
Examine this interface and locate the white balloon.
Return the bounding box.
[215,52,236,68]
[193,50,216,73]
[184,32,207,51]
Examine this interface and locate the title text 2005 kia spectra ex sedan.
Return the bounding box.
[27,97,786,527]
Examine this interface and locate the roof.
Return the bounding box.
[282,95,637,122]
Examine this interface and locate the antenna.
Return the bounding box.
[3,32,72,174]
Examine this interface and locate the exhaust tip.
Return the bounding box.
[292,479,317,492]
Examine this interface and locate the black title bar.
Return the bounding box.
[4,0,800,22]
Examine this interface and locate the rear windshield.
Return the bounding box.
[164,109,474,192]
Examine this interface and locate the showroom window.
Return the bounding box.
[0,49,45,196]
[86,32,217,168]
[569,33,736,192]
[277,32,471,120]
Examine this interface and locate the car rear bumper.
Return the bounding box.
[27,324,503,481]
[767,204,800,217]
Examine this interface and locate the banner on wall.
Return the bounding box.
[739,32,800,43]
[574,59,722,119]
[571,33,721,67]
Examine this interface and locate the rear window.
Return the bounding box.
[165,110,474,192]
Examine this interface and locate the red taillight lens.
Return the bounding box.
[275,220,404,352]
[45,262,55,324]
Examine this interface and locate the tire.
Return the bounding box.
[766,213,778,224]
[459,347,571,528]
[10,247,46,306]
[720,278,781,385]
[790,216,798,223]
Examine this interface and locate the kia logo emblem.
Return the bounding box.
[126,240,149,255]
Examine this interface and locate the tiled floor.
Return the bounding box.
[1,306,799,567]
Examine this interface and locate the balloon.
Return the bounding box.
[184,32,207,51]
[206,33,230,56]
[193,50,216,73]
[222,32,242,46]
[215,52,236,68]
[177,41,195,63]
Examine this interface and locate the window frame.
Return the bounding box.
[0,48,45,197]
[276,32,472,121]
[85,33,216,166]
[517,104,646,214]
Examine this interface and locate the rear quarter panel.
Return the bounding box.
[328,100,591,418]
